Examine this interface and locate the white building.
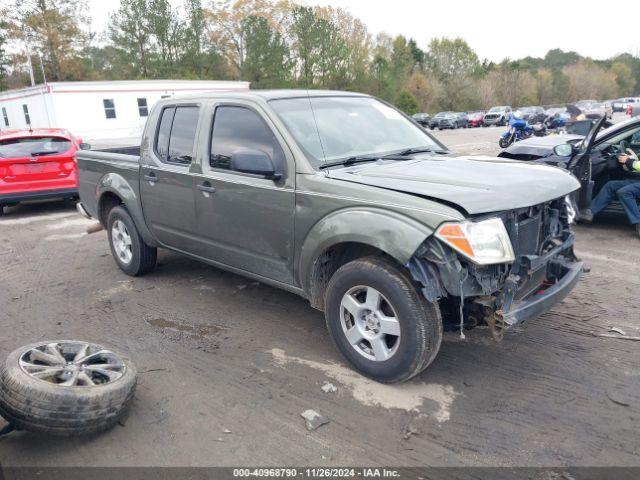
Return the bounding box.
[0,80,250,143]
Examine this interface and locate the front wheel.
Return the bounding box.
[107,206,157,276]
[499,135,513,148]
[324,257,442,384]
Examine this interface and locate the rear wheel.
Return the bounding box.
[107,206,157,276]
[0,205,4,216]
[324,257,442,384]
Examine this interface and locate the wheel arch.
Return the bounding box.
[299,208,434,310]
[96,173,158,247]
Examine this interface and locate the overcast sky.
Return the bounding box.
[90,0,640,62]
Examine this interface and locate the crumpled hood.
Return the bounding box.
[328,155,581,214]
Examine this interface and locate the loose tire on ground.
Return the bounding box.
[324,256,443,384]
[107,205,157,276]
[0,341,137,436]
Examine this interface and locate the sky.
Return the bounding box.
[90,0,640,62]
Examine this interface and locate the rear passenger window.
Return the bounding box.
[210,106,285,172]
[154,106,199,165]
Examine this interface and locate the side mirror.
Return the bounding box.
[79,142,91,150]
[553,143,575,157]
[230,149,282,180]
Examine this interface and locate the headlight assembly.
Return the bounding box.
[435,218,515,265]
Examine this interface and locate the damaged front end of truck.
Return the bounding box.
[409,196,584,339]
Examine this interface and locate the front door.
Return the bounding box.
[192,103,295,284]
[569,117,607,210]
[140,104,201,251]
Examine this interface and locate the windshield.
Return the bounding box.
[488,107,506,113]
[270,96,444,167]
[0,137,72,158]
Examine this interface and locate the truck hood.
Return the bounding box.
[328,155,580,214]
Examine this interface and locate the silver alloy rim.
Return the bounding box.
[339,286,401,362]
[19,341,126,387]
[111,219,133,265]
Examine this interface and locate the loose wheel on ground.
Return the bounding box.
[0,341,137,436]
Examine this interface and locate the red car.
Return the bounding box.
[466,111,485,127]
[0,128,84,215]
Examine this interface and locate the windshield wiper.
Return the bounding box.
[318,156,380,170]
[397,147,447,156]
[30,151,57,157]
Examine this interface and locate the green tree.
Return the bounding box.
[242,15,290,87]
[109,0,152,77]
[15,0,89,81]
[0,18,11,90]
[544,49,581,69]
[611,61,636,96]
[426,37,480,110]
[395,89,419,115]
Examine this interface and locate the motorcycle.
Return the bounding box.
[498,115,533,148]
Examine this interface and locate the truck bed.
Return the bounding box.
[76,148,141,222]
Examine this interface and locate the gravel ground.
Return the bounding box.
[0,122,638,468]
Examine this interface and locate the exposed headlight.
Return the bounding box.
[435,218,515,265]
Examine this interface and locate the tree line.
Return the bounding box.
[1,0,639,114]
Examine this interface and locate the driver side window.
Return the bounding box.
[209,106,285,172]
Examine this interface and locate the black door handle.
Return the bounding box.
[198,183,216,194]
[144,173,157,183]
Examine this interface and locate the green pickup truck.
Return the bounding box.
[77,90,583,383]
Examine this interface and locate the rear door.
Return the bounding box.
[139,103,201,250]
[0,136,76,193]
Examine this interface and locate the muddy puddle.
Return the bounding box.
[147,317,226,338]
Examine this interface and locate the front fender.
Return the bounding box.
[299,207,434,293]
[97,173,159,247]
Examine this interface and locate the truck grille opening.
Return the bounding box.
[499,199,569,258]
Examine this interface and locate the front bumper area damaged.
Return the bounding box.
[408,200,584,339]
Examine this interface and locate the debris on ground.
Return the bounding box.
[321,382,337,393]
[595,333,640,341]
[300,409,330,431]
[609,327,627,336]
[402,424,420,440]
[222,428,232,434]
[606,389,631,407]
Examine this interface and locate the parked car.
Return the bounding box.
[483,106,512,126]
[437,112,467,129]
[0,128,85,215]
[499,116,640,219]
[466,111,485,127]
[412,112,431,128]
[428,111,453,129]
[517,106,546,124]
[612,98,637,112]
[77,90,583,383]
[582,102,612,119]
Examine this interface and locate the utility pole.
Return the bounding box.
[26,47,36,87]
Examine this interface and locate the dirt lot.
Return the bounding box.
[0,125,639,468]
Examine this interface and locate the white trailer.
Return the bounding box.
[0,80,250,144]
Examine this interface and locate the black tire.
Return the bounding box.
[324,257,442,384]
[0,341,136,436]
[0,205,4,216]
[107,205,157,276]
[499,136,513,148]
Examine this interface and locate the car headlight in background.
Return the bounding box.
[435,218,515,265]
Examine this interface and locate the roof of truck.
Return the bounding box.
[175,89,369,101]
